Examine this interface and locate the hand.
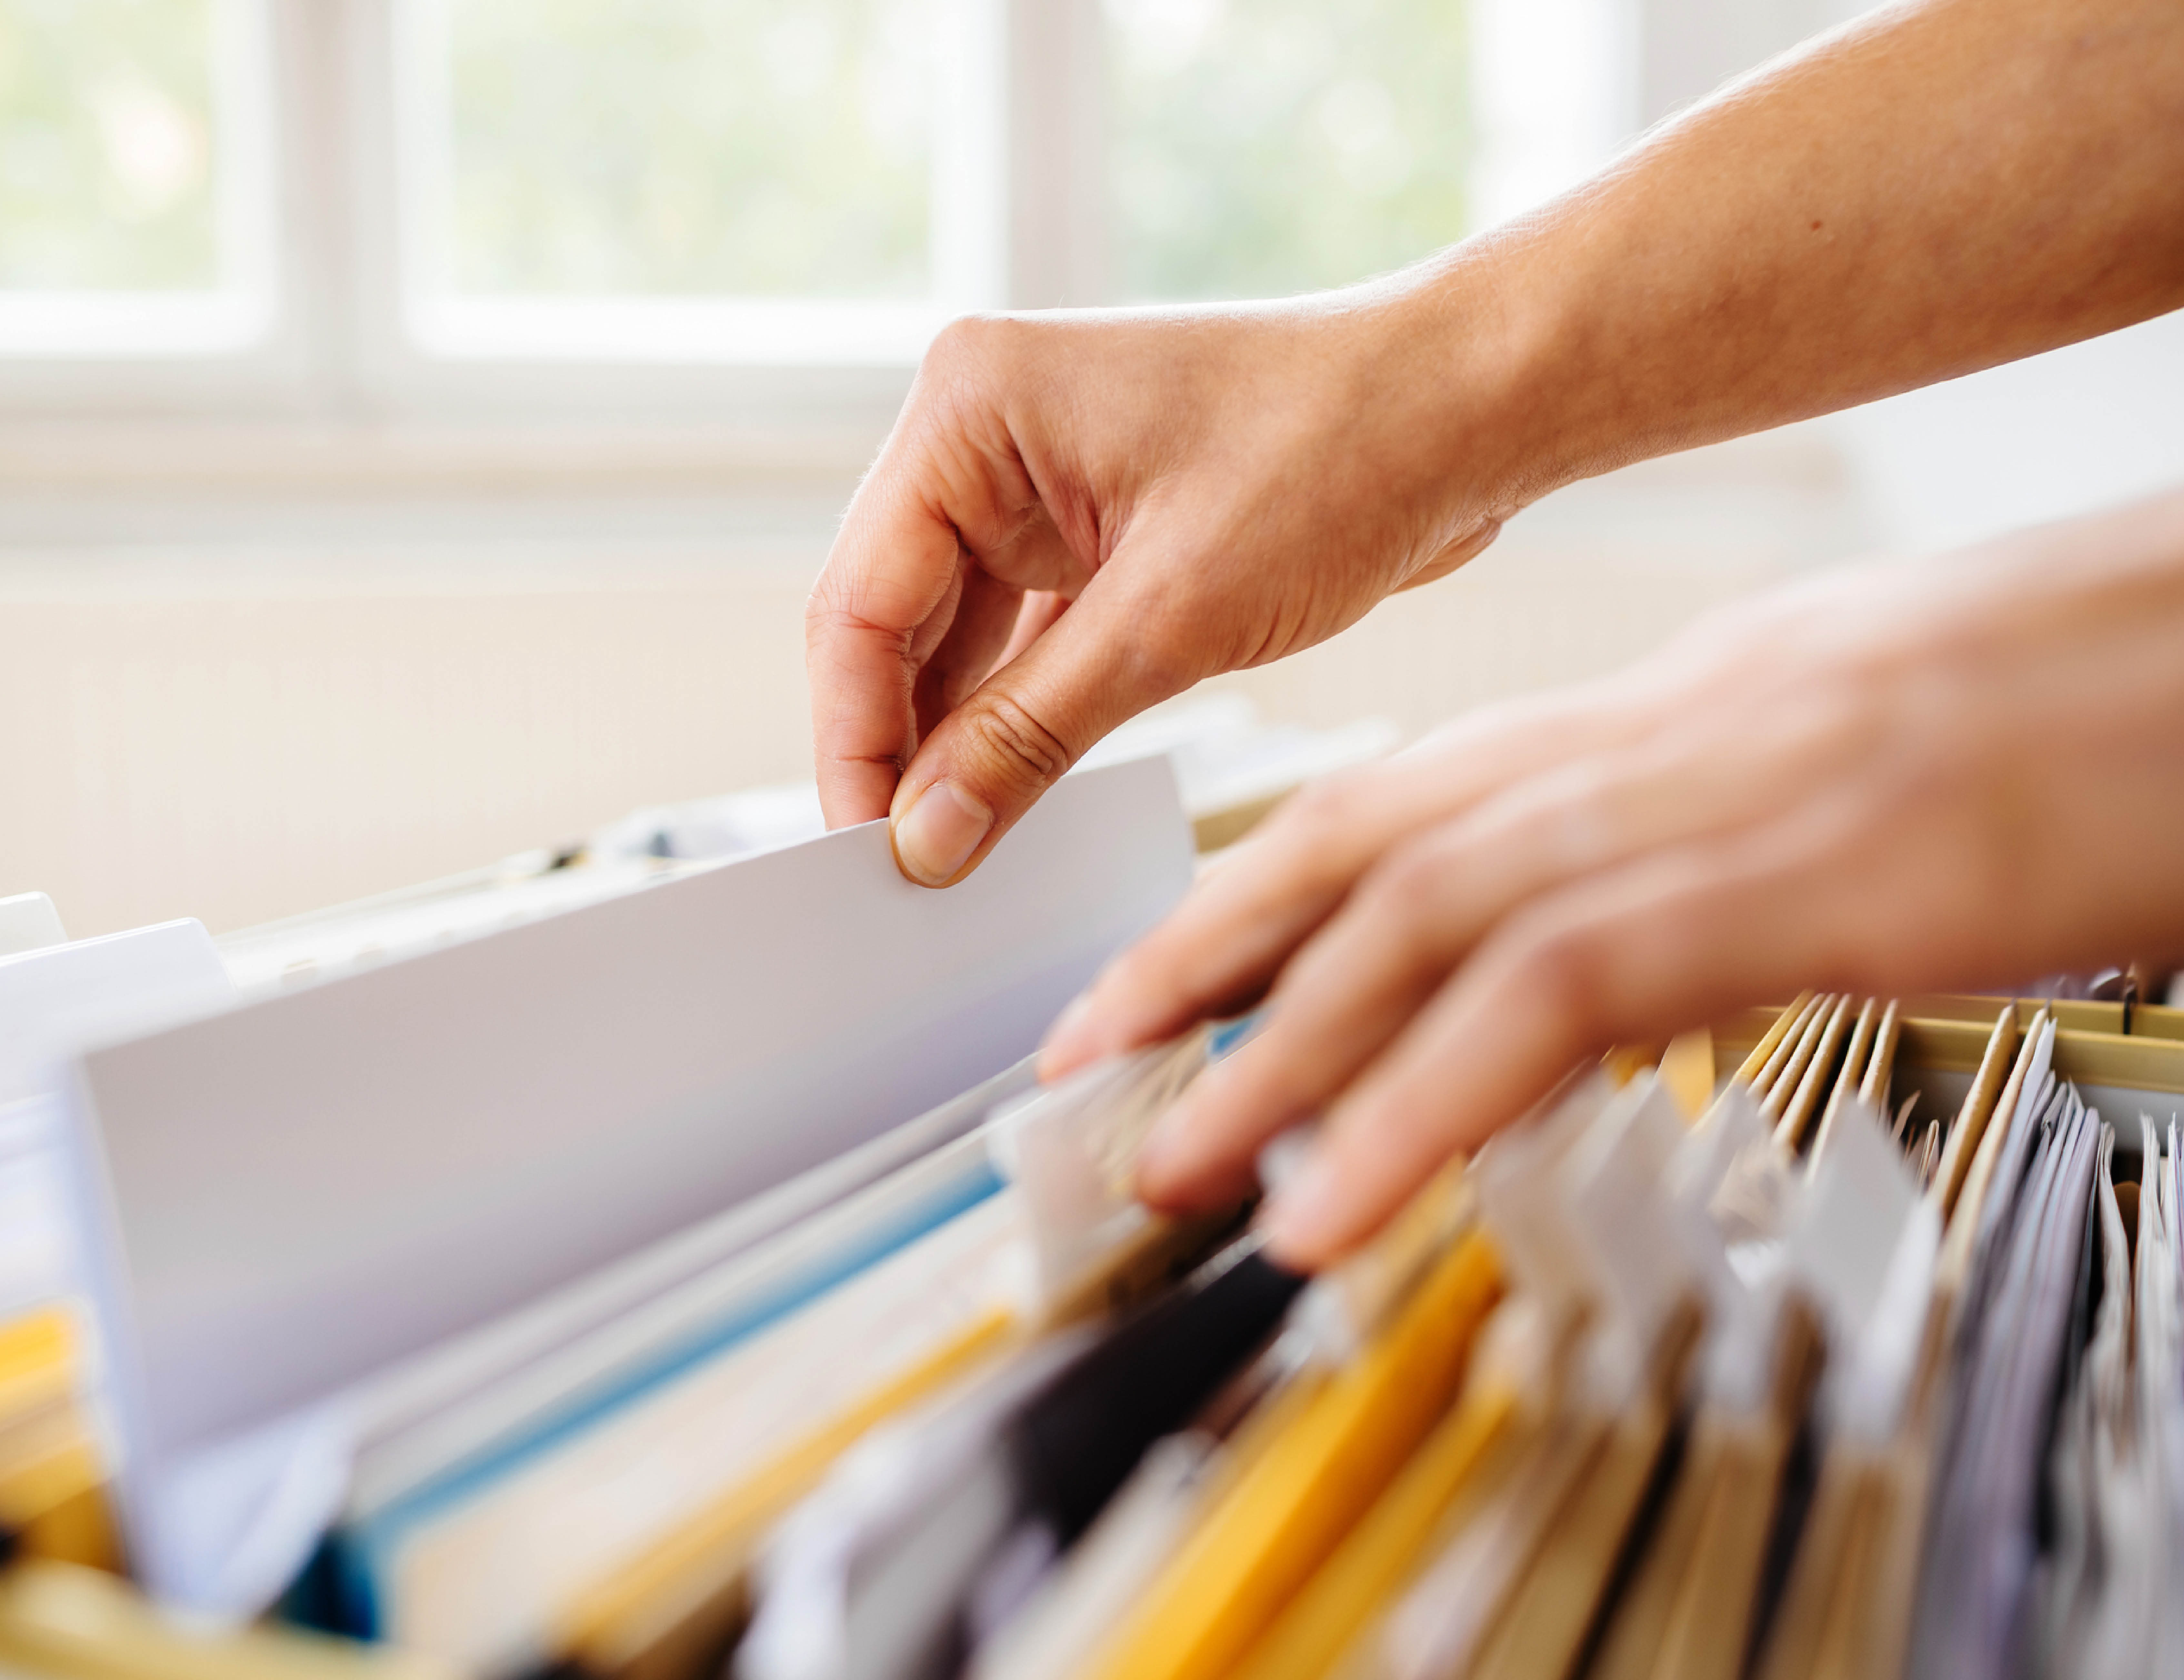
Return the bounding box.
[805,295,1521,885]
[808,0,2184,889]
[1042,490,2184,1269]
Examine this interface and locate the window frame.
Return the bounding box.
[0,0,1642,431]
[0,0,1103,426]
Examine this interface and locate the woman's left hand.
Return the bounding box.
[1040,489,2184,1270]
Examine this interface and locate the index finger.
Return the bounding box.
[806,470,971,827]
[1037,673,1677,1077]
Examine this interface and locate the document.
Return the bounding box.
[0,892,66,960]
[0,918,234,1109]
[58,756,1194,1617]
[0,917,234,1314]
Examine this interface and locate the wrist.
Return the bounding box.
[1342,232,1583,557]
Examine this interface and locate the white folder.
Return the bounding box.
[0,890,68,959]
[0,917,235,1110]
[58,756,1194,1616]
[0,916,234,1319]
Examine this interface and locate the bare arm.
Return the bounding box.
[1471,0,2184,488]
[809,0,2184,884]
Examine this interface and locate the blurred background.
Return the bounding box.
[2,0,2180,938]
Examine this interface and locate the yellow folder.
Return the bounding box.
[0,1560,453,1680]
[1073,1229,1504,1680]
[1227,1367,1529,1680]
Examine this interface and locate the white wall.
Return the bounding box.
[1821,311,2184,555]
[1626,0,2184,557]
[0,428,1845,938]
[7,0,2177,937]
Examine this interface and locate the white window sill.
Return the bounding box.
[0,293,278,360]
[408,296,955,368]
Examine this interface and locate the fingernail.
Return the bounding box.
[1134,1108,1192,1197]
[893,781,992,886]
[1042,992,1096,1061]
[1262,1156,1342,1264]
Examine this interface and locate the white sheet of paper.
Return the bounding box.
[0,917,235,1312]
[1786,1088,1919,1352]
[60,755,1193,1612]
[347,1056,1038,1487]
[0,917,234,1109]
[0,890,67,959]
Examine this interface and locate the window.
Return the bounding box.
[442,0,936,299]
[402,0,1000,363]
[0,0,273,355]
[1104,0,1471,303]
[0,0,1626,406]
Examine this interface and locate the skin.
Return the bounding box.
[1051,493,2184,1262]
[806,0,2184,1267]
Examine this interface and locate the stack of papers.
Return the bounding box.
[5,765,2184,1680]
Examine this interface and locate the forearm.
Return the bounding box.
[806,0,2184,858]
[1411,0,2184,513]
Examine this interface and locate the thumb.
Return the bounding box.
[888,575,1197,886]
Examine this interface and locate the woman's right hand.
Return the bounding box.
[809,0,2184,892]
[805,285,1528,886]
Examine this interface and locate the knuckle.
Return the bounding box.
[924,312,994,367]
[802,586,905,653]
[922,312,1026,386]
[804,574,850,629]
[1351,839,1462,965]
[957,691,1073,799]
[1277,769,1367,844]
[1105,604,1211,703]
[1511,761,1615,867]
[1238,767,1384,916]
[1502,915,1612,1042]
[1373,839,1456,919]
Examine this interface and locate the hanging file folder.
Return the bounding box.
[54,756,1194,1620]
